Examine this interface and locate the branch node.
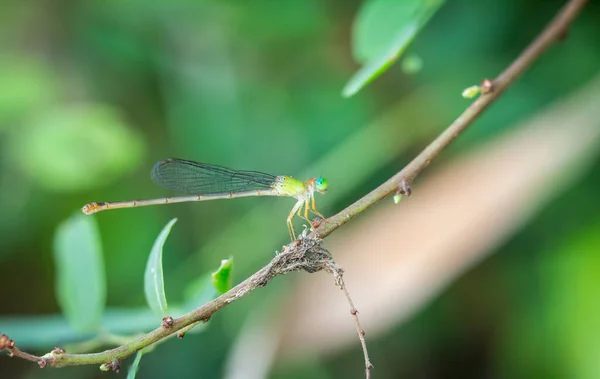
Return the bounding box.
[100,360,121,373]
[161,316,175,328]
[310,216,325,229]
[38,359,47,368]
[559,28,569,41]
[0,334,15,350]
[480,78,494,94]
[398,179,412,196]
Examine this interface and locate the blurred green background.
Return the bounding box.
[1,0,599,378]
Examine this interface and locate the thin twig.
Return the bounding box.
[323,262,373,378]
[1,0,588,374]
[312,0,589,239]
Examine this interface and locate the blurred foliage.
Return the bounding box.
[0,0,599,378]
[127,350,144,379]
[53,214,105,332]
[8,104,145,191]
[344,0,444,96]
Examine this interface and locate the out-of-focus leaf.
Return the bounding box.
[144,218,177,315]
[344,22,418,97]
[401,53,423,74]
[127,350,144,379]
[353,0,419,63]
[8,103,145,192]
[212,258,233,294]
[53,213,105,332]
[545,224,600,379]
[0,305,191,349]
[235,1,325,43]
[343,0,445,97]
[0,56,58,128]
[498,220,600,379]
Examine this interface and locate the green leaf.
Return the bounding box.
[53,213,106,332]
[211,258,233,294]
[343,0,445,97]
[8,103,145,192]
[126,350,144,379]
[144,218,177,315]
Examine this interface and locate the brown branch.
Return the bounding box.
[312,0,589,239]
[1,0,588,376]
[2,236,332,368]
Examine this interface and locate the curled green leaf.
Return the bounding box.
[211,258,233,294]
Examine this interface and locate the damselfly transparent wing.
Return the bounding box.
[151,158,278,195]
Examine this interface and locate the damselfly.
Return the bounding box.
[82,158,329,241]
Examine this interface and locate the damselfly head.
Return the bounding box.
[315,177,328,194]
